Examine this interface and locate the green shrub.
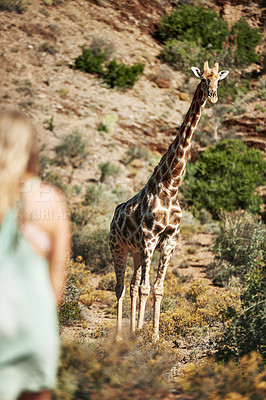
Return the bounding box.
[0,0,26,12]
[55,130,87,166]
[83,183,104,206]
[70,205,90,227]
[73,48,144,90]
[72,227,112,273]
[73,47,105,75]
[207,211,265,286]
[158,6,262,72]
[102,60,144,89]
[159,5,229,51]
[181,139,266,219]
[207,212,266,361]
[159,39,210,72]
[218,76,251,101]
[59,260,96,326]
[231,18,262,67]
[216,260,266,362]
[98,161,120,183]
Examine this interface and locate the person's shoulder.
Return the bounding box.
[39,181,66,205]
[22,178,68,221]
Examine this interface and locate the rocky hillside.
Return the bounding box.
[0,0,265,195]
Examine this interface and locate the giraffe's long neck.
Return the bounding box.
[151,83,207,196]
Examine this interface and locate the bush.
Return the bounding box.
[73,47,105,75]
[54,339,175,400]
[208,211,266,360]
[219,261,266,363]
[98,162,120,182]
[218,76,251,101]
[98,272,116,291]
[160,278,240,338]
[158,5,262,72]
[176,352,266,400]
[159,39,210,72]
[0,0,26,12]
[231,18,262,67]
[55,130,87,166]
[181,139,266,219]
[159,5,229,52]
[58,260,96,326]
[83,183,104,206]
[73,48,144,90]
[70,205,91,227]
[72,227,112,273]
[102,60,144,89]
[207,211,265,286]
[205,211,265,361]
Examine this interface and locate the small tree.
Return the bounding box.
[181,139,266,219]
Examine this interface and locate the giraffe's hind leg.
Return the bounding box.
[110,237,128,340]
[130,252,141,333]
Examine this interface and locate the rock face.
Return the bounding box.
[224,116,266,152]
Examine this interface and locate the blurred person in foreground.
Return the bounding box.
[0,110,71,400]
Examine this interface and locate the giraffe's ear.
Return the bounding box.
[218,70,229,81]
[191,67,202,79]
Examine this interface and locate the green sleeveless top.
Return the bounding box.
[0,208,59,399]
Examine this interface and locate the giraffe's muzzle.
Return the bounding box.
[208,90,218,104]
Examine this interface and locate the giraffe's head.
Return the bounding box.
[191,61,229,104]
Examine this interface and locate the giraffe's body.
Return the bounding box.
[109,61,229,340]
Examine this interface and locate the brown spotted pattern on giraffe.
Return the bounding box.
[154,168,162,183]
[163,225,176,236]
[154,224,164,235]
[160,160,169,178]
[143,214,154,230]
[176,146,185,160]
[147,178,157,194]
[172,162,184,178]
[179,132,190,149]
[184,150,190,163]
[170,213,181,225]
[166,147,176,167]
[149,195,158,210]
[141,197,149,214]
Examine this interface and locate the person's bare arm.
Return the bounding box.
[20,179,72,303]
[46,188,71,303]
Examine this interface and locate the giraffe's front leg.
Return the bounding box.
[137,242,154,330]
[130,252,141,333]
[153,242,177,341]
[110,238,128,341]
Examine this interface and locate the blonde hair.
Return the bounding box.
[0,110,39,222]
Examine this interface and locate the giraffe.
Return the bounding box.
[109,61,229,340]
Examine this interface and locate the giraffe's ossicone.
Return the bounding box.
[109,61,229,341]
